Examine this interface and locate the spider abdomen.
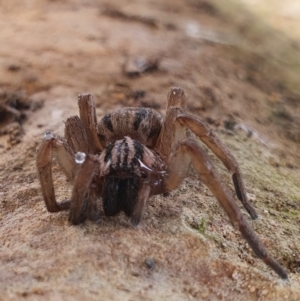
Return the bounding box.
[97,107,163,147]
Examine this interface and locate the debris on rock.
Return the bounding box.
[123,56,160,77]
[0,90,43,145]
[102,5,158,28]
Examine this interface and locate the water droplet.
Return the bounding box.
[44,131,53,140]
[75,152,86,164]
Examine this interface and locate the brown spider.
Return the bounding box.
[36,87,288,279]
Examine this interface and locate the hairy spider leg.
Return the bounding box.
[151,87,287,279]
[37,133,75,212]
[68,154,101,224]
[78,93,104,153]
[157,87,257,219]
[171,139,287,279]
[37,116,100,222]
[178,113,258,219]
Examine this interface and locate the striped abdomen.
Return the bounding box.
[97,107,163,148]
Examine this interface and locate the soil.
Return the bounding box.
[0,1,300,300]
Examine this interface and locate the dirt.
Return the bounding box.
[0,1,300,300]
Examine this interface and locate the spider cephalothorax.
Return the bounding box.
[37,87,288,279]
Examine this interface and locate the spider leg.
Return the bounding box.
[68,154,100,224]
[65,115,101,223]
[170,139,287,279]
[64,115,89,154]
[36,134,75,212]
[155,88,188,159]
[37,116,92,213]
[177,113,257,219]
[78,93,104,153]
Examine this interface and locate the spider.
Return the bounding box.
[36,87,288,279]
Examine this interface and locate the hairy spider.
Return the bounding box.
[37,87,288,279]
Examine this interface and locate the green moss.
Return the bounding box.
[281,209,300,219]
[197,217,207,234]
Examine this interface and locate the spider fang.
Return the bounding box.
[138,159,166,186]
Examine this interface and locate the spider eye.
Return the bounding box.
[75,152,86,164]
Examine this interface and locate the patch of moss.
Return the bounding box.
[197,217,207,234]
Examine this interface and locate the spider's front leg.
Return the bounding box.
[78,93,104,153]
[37,133,75,212]
[37,115,100,223]
[68,153,101,225]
